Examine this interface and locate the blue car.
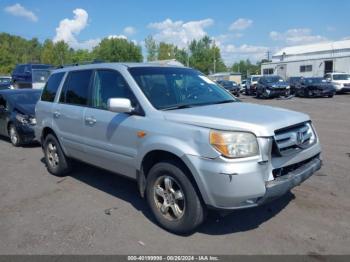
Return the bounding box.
[11,64,53,89]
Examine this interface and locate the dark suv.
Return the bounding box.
[256,75,290,98]
[12,64,53,89]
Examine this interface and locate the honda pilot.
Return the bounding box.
[35,63,322,233]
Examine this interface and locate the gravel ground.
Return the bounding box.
[0,94,349,255]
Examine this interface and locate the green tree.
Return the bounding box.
[231,59,260,78]
[189,36,226,74]
[93,37,143,62]
[145,35,158,61]
[52,41,71,66]
[158,42,175,60]
[41,39,55,65]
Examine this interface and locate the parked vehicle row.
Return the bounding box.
[241,72,350,99]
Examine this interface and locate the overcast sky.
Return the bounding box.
[1,0,350,65]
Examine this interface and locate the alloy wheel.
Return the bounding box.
[47,142,59,168]
[153,175,185,221]
[9,126,18,145]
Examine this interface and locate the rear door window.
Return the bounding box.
[41,72,65,102]
[60,70,93,106]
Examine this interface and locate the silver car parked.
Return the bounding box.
[35,63,322,233]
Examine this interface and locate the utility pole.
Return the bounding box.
[213,40,216,73]
[266,51,270,61]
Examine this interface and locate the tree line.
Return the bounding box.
[0,32,264,77]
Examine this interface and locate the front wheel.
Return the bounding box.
[8,124,22,147]
[43,134,71,176]
[146,161,206,234]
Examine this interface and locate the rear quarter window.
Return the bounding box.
[41,72,65,102]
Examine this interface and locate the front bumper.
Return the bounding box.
[182,142,322,210]
[339,86,350,92]
[266,88,289,97]
[257,156,321,204]
[309,89,335,96]
[16,123,36,143]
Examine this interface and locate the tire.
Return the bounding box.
[146,161,206,234]
[8,124,22,147]
[256,90,261,98]
[328,93,334,98]
[43,134,71,176]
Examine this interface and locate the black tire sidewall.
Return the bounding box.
[146,161,205,234]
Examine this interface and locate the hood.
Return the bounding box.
[308,83,336,89]
[269,81,289,88]
[14,103,35,117]
[162,102,309,137]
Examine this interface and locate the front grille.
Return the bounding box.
[273,154,320,178]
[273,122,316,156]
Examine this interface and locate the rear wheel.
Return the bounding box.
[43,134,71,176]
[146,161,205,234]
[8,124,21,147]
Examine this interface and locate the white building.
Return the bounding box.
[261,40,350,79]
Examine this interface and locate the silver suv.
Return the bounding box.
[35,63,322,233]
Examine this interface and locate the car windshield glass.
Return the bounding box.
[32,69,51,83]
[129,67,236,110]
[333,74,350,80]
[264,76,282,83]
[0,78,11,84]
[8,92,41,105]
[252,77,260,82]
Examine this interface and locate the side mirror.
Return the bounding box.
[107,98,134,113]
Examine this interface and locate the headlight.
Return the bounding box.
[210,130,259,158]
[16,114,36,125]
[16,114,29,124]
[286,85,290,89]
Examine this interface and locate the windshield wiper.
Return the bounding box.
[161,104,195,111]
[211,100,235,105]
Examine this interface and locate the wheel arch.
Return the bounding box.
[137,149,205,205]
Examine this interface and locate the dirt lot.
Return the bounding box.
[0,94,349,255]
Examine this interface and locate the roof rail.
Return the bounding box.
[57,59,105,69]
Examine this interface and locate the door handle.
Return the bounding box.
[85,116,97,125]
[53,111,61,118]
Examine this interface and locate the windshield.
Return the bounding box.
[333,74,350,81]
[8,92,41,105]
[264,76,283,83]
[129,67,236,110]
[32,69,51,83]
[0,78,11,84]
[252,77,260,82]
